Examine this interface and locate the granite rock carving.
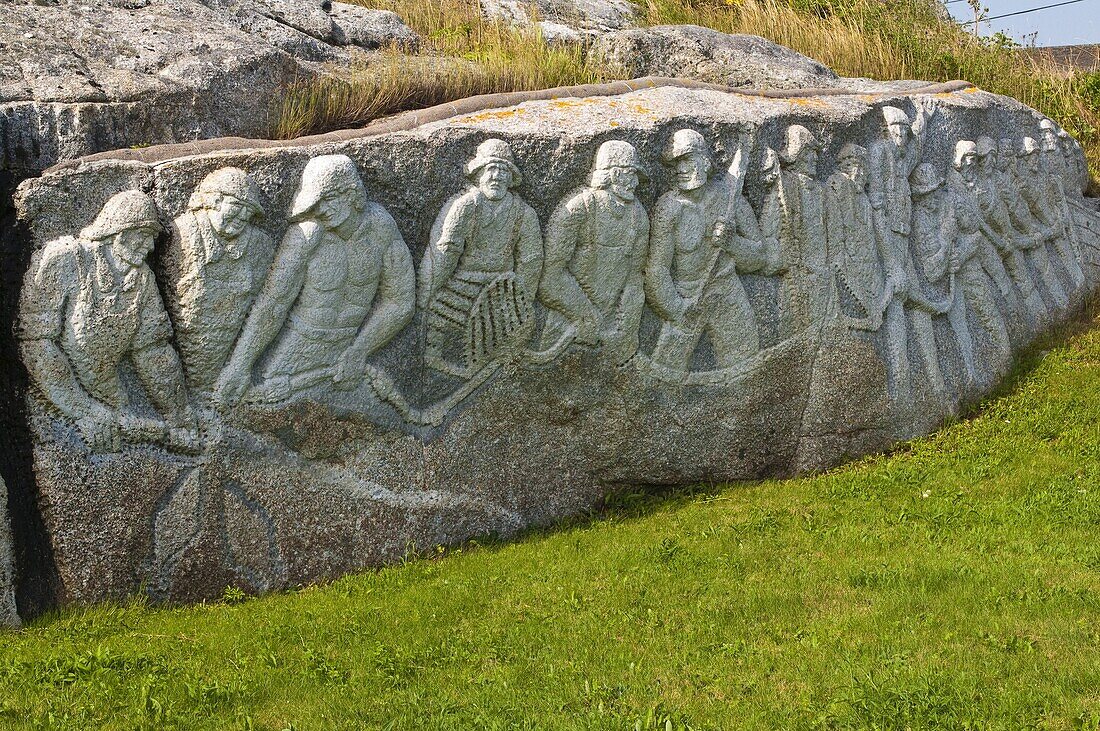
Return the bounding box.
[10,83,1100,609]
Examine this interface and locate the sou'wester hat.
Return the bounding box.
[291,154,366,219]
[81,190,163,241]
[464,139,522,185]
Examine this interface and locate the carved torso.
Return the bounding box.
[870,138,916,235]
[567,188,648,313]
[825,173,884,305]
[171,211,273,391]
[24,238,170,409]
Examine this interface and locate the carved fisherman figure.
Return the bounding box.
[909,163,976,392]
[994,138,1069,311]
[215,155,415,406]
[1039,119,1086,290]
[771,125,827,338]
[419,139,543,375]
[167,168,274,394]
[824,144,885,330]
[948,141,1012,372]
[645,128,768,374]
[1057,127,1089,196]
[19,191,198,453]
[538,140,649,364]
[868,104,931,277]
[973,136,1048,326]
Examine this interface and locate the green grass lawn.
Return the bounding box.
[3,315,1100,730]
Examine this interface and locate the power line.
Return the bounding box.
[984,0,1090,20]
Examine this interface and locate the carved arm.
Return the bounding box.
[214,223,315,406]
[644,197,687,323]
[538,197,599,331]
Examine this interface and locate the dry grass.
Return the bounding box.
[274,0,1100,186]
[273,0,606,139]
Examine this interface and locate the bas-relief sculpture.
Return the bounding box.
[19,191,199,454]
[13,93,1100,607]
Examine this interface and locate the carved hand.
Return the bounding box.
[77,404,120,453]
[213,366,251,410]
[119,414,167,443]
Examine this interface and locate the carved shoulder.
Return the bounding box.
[27,237,80,292]
[19,238,81,341]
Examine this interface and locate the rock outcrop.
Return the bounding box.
[8,78,1099,609]
[0,0,419,173]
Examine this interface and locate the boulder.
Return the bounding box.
[595,26,839,89]
[0,476,17,627]
[330,2,421,51]
[7,78,1100,609]
[480,0,637,34]
[0,0,420,174]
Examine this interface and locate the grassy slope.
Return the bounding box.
[2,310,1100,729]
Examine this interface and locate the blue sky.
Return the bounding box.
[944,0,1099,46]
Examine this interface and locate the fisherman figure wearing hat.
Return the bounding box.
[167,167,275,395]
[770,124,828,339]
[1038,119,1086,289]
[972,135,1049,326]
[1056,127,1089,196]
[419,138,543,376]
[825,143,884,331]
[946,140,1013,374]
[538,140,650,365]
[868,103,933,269]
[214,154,415,406]
[19,190,198,453]
[645,128,769,374]
[909,162,976,394]
[994,138,1070,311]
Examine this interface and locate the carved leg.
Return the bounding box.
[1028,242,1069,310]
[960,264,1011,375]
[909,309,945,395]
[650,322,700,374]
[1054,230,1086,290]
[1004,248,1048,325]
[709,313,759,369]
[882,297,912,403]
[946,284,977,387]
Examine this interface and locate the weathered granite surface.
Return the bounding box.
[8,80,1100,610]
[0,476,17,627]
[0,0,418,173]
[480,0,637,35]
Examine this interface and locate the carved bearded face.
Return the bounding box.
[978,151,996,176]
[609,166,639,200]
[112,226,157,268]
[208,195,254,239]
[674,153,710,192]
[477,162,512,201]
[888,122,909,147]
